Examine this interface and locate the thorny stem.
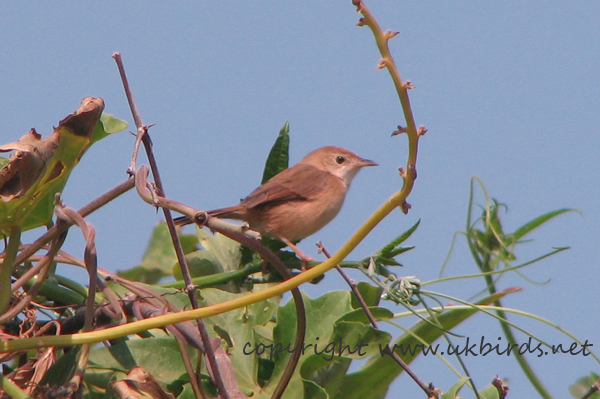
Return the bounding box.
[112,52,230,399]
[353,0,421,212]
[318,242,434,398]
[111,52,145,175]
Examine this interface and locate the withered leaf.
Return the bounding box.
[0,97,126,236]
[111,366,175,399]
[0,128,58,200]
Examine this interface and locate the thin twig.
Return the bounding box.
[0,227,22,315]
[112,52,233,399]
[114,281,207,399]
[54,203,98,333]
[111,52,146,175]
[580,378,600,399]
[318,241,434,397]
[202,223,306,399]
[13,178,134,267]
[69,343,91,399]
[318,242,379,328]
[176,336,206,399]
[0,231,67,325]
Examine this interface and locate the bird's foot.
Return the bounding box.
[299,254,316,272]
[279,236,315,272]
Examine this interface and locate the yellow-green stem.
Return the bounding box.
[0,188,407,353]
[357,1,419,178]
[0,372,31,399]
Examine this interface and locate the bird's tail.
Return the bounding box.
[173,215,193,226]
[173,205,243,226]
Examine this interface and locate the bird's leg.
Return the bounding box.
[279,236,315,271]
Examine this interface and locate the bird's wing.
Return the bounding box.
[241,164,332,209]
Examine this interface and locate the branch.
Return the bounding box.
[113,52,236,399]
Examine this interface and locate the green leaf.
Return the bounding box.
[440,377,471,399]
[173,229,244,292]
[0,98,106,235]
[511,208,577,241]
[330,321,391,358]
[91,112,128,143]
[478,382,502,399]
[261,122,290,184]
[350,282,383,308]
[301,380,329,399]
[264,291,392,398]
[119,223,198,284]
[194,288,279,397]
[42,347,80,386]
[119,222,179,283]
[300,356,352,397]
[196,228,242,272]
[87,337,196,389]
[177,249,222,278]
[177,383,204,399]
[336,307,393,324]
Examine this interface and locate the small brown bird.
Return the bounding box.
[175,146,377,267]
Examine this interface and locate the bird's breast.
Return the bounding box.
[247,180,347,242]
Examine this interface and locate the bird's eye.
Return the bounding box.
[335,156,346,164]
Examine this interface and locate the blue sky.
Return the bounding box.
[1,2,598,397]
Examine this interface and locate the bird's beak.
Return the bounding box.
[359,158,378,167]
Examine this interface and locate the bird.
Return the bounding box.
[174,146,377,269]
